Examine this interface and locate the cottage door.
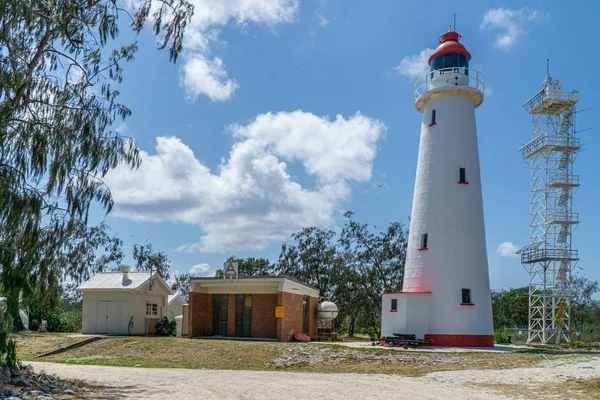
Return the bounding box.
[106,302,121,334]
[96,302,108,333]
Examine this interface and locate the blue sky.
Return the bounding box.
[92,0,599,290]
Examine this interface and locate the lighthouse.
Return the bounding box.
[381,29,494,346]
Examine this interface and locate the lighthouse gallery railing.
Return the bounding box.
[414,67,485,103]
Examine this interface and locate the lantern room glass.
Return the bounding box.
[430,53,469,76]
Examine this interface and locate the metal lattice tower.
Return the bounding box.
[518,74,580,344]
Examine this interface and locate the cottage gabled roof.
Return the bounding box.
[168,293,185,305]
[76,271,173,295]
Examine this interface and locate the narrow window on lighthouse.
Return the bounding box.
[462,288,472,304]
[419,233,428,250]
[459,167,468,184]
[391,299,398,312]
[429,109,436,126]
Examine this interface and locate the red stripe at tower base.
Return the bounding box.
[424,334,494,347]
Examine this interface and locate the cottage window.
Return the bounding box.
[146,302,158,316]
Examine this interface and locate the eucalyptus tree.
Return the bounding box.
[215,256,274,278]
[570,276,599,335]
[133,243,171,281]
[338,211,408,335]
[275,214,408,336]
[0,0,193,369]
[276,227,341,297]
[171,272,191,302]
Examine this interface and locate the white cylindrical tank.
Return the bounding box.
[396,29,494,346]
[317,301,338,321]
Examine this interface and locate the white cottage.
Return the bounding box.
[167,293,185,320]
[77,265,172,335]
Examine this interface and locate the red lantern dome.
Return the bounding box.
[428,31,471,65]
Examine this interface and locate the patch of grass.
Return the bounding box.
[14,332,90,358]
[38,336,284,371]
[16,333,591,377]
[553,377,600,399]
[478,377,600,400]
[272,349,571,377]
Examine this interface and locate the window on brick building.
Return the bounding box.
[303,296,309,334]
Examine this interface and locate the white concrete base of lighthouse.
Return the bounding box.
[381,292,494,347]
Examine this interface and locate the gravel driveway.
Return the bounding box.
[29,362,506,400]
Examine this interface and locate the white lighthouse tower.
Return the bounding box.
[381,29,494,346]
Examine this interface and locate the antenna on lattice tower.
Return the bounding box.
[575,107,595,114]
[542,58,553,86]
[575,127,594,134]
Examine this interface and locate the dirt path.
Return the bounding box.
[29,362,506,400]
[430,355,600,385]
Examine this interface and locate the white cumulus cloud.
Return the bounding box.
[480,7,541,50]
[189,263,213,276]
[136,0,299,101]
[395,48,434,80]
[497,242,520,258]
[106,110,386,253]
[182,55,239,102]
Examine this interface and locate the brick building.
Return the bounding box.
[188,276,320,341]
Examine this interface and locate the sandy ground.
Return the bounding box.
[29,362,506,400]
[334,341,533,352]
[28,355,600,399]
[430,355,600,385]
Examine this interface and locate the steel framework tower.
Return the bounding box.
[518,74,579,344]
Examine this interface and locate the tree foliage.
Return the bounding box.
[215,256,274,278]
[0,0,193,370]
[338,211,407,335]
[491,287,529,330]
[277,212,408,336]
[133,243,171,281]
[1,221,123,337]
[571,276,599,334]
[171,272,192,302]
[276,228,340,296]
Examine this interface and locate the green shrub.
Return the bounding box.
[358,326,378,337]
[4,338,20,371]
[494,328,510,344]
[28,306,82,333]
[155,317,176,336]
[58,310,82,332]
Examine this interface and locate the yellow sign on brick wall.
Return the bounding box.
[275,306,284,318]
